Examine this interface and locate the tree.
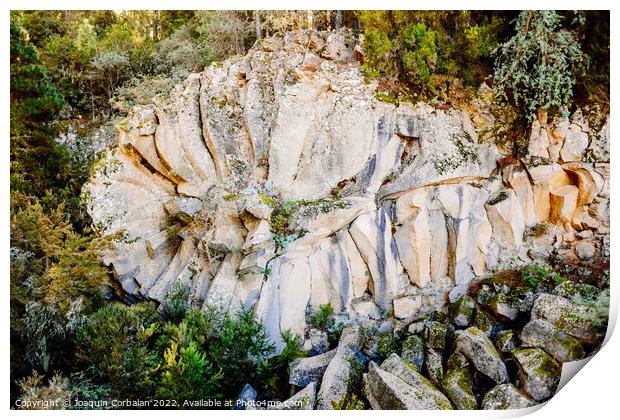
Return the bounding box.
[493,11,586,118]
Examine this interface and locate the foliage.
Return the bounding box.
[357,11,505,100]
[161,282,190,323]
[309,303,335,330]
[157,340,222,401]
[377,332,400,359]
[17,372,70,410]
[331,393,366,410]
[75,302,160,399]
[493,11,586,119]
[521,263,563,289]
[574,288,610,338]
[278,330,308,366]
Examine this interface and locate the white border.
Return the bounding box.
[2,1,617,419]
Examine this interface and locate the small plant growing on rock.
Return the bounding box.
[277,330,307,366]
[486,190,509,205]
[309,303,334,330]
[527,223,548,238]
[162,283,189,323]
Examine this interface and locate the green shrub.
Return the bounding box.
[161,282,189,323]
[278,330,308,366]
[309,303,335,331]
[493,11,586,119]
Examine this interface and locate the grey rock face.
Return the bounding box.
[520,319,585,363]
[289,349,336,388]
[442,367,478,410]
[363,354,453,410]
[482,383,536,410]
[84,28,609,359]
[531,293,598,344]
[449,295,476,327]
[512,348,561,401]
[454,327,509,384]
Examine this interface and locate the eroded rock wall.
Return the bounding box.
[84,30,610,353]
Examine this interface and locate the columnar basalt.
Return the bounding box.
[84,30,610,353]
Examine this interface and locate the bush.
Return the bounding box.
[493,11,586,119]
[309,303,335,330]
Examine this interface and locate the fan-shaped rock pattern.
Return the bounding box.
[84,30,610,353]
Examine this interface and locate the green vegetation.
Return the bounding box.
[494,11,586,119]
[309,303,335,330]
[521,263,563,289]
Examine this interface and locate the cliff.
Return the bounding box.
[83,30,610,352]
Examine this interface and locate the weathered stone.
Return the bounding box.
[575,241,596,260]
[448,295,476,327]
[512,348,561,401]
[350,295,381,320]
[473,307,502,338]
[233,384,257,410]
[401,335,425,372]
[442,367,478,410]
[485,189,525,247]
[316,325,365,409]
[520,319,585,363]
[425,321,448,350]
[393,295,422,319]
[289,349,336,388]
[394,207,432,287]
[494,330,518,354]
[275,382,317,410]
[364,355,453,409]
[531,293,599,344]
[504,163,538,226]
[482,383,536,410]
[559,110,589,162]
[487,294,520,322]
[549,185,578,226]
[454,327,509,384]
[425,347,444,387]
[562,162,598,206]
[349,208,404,310]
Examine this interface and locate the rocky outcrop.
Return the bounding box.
[84,29,609,357]
[363,354,453,409]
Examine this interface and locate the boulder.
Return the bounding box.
[425,347,444,387]
[400,335,425,373]
[275,382,317,410]
[316,325,365,409]
[425,321,448,350]
[364,354,453,410]
[393,295,422,319]
[233,384,257,410]
[454,327,509,384]
[289,349,337,388]
[473,307,502,338]
[512,348,561,401]
[530,293,598,344]
[520,319,585,363]
[448,295,476,327]
[442,366,478,409]
[482,383,536,409]
[494,330,518,354]
[575,241,596,260]
[549,185,578,226]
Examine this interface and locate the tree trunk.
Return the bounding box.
[255,10,262,39]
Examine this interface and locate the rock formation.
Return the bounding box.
[84,29,610,357]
